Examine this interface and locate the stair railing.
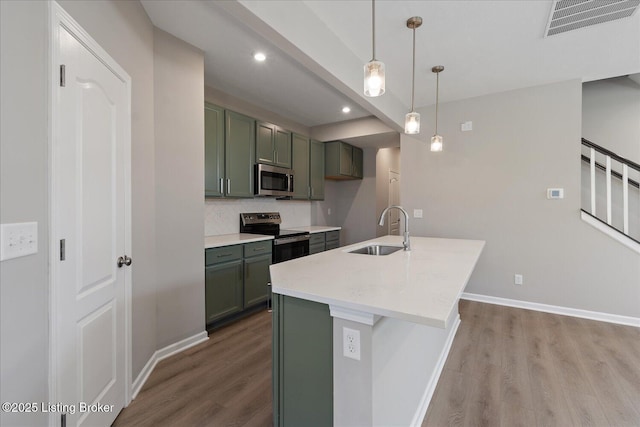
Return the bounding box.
[581,138,640,237]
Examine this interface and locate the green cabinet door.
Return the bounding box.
[256,121,276,165]
[352,146,363,179]
[244,253,271,307]
[292,133,310,199]
[205,259,243,324]
[225,111,255,198]
[256,122,292,169]
[309,139,325,200]
[273,295,333,427]
[275,127,292,168]
[204,103,224,197]
[339,142,353,176]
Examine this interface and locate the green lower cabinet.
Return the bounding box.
[325,230,340,250]
[205,242,272,327]
[309,242,325,255]
[244,253,271,307]
[205,259,243,324]
[273,295,333,427]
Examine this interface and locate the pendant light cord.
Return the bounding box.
[411,27,416,112]
[435,71,439,134]
[372,0,376,60]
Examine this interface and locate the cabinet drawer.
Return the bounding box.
[244,241,272,258]
[325,240,340,251]
[206,245,243,266]
[325,230,340,243]
[309,233,325,245]
[309,242,325,255]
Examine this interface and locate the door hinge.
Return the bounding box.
[60,239,65,261]
[60,64,66,87]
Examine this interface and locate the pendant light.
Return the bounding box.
[431,65,444,151]
[404,17,422,134]
[364,0,385,97]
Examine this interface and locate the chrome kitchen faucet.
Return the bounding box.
[378,205,411,251]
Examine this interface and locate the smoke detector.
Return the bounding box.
[545,0,640,36]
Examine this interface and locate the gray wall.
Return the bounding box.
[582,75,640,161]
[154,28,205,347]
[57,0,158,386]
[402,80,640,318]
[314,148,378,245]
[0,2,49,425]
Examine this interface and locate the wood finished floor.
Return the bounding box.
[424,300,640,427]
[113,301,640,427]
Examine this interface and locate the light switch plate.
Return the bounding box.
[1,222,38,261]
[461,121,473,132]
[413,209,423,218]
[547,188,564,199]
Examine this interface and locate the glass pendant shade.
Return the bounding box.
[431,134,443,152]
[364,60,385,97]
[404,112,420,134]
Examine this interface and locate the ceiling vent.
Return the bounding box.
[545,0,640,36]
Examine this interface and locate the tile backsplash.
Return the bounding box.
[205,198,312,236]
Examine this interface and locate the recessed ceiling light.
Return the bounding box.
[342,106,351,113]
[253,52,266,62]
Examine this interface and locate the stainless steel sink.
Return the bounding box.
[348,245,404,256]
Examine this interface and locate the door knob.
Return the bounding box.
[117,255,133,268]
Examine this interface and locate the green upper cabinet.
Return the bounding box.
[225,110,255,198]
[325,141,363,180]
[204,103,225,197]
[275,127,292,168]
[309,139,325,200]
[256,121,291,169]
[352,146,363,179]
[292,133,310,199]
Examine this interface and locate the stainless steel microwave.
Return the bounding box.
[255,163,294,197]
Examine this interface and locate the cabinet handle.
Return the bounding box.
[217,253,232,258]
[253,247,265,251]
[267,282,272,313]
[227,179,231,194]
[219,178,223,193]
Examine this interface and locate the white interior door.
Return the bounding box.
[52,9,131,427]
[388,171,400,235]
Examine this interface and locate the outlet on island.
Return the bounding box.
[342,327,361,361]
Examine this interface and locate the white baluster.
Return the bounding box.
[622,164,629,234]
[606,156,612,225]
[590,148,596,215]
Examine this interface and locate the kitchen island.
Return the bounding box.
[270,235,485,427]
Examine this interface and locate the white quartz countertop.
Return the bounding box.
[288,225,342,234]
[270,235,485,328]
[205,233,273,249]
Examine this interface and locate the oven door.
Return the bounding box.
[273,235,310,263]
[255,163,294,197]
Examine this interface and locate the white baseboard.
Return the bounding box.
[461,292,640,328]
[410,314,461,427]
[131,331,208,400]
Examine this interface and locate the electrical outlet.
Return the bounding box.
[514,274,523,285]
[343,327,361,361]
[413,209,423,218]
[1,222,38,261]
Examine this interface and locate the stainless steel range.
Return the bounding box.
[240,213,310,263]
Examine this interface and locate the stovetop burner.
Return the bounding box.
[239,212,308,239]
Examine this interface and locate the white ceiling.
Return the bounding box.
[141,0,640,140]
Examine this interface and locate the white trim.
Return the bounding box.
[461,292,640,328]
[329,305,380,325]
[580,211,640,255]
[131,331,209,400]
[410,315,461,427]
[48,3,133,425]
